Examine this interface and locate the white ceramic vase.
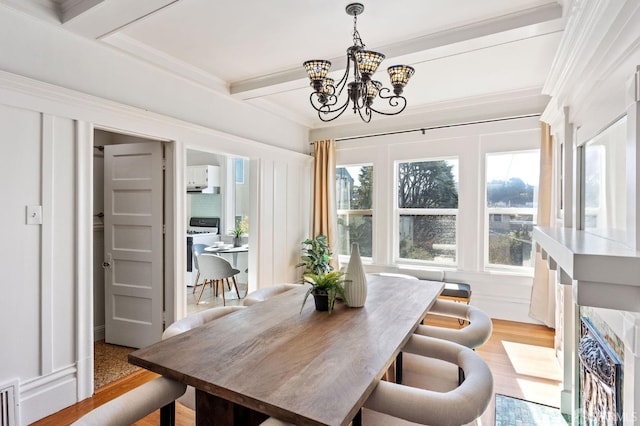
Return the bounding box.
[345,242,367,307]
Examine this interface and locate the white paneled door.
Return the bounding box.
[104,142,164,348]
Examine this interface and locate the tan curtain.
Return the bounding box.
[529,122,555,327]
[312,139,338,269]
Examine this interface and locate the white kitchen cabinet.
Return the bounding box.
[187,165,220,191]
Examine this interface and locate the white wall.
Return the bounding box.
[336,116,542,323]
[0,76,312,424]
[0,19,313,421]
[0,107,80,423]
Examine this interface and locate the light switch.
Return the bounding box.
[26,205,42,225]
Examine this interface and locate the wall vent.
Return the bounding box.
[0,380,18,426]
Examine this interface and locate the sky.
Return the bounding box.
[486,151,540,186]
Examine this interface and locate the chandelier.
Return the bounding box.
[303,3,415,123]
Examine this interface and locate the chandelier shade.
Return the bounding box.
[303,3,415,123]
[367,80,382,99]
[354,50,385,77]
[388,65,416,94]
[303,60,332,81]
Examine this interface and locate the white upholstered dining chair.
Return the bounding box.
[402,299,493,389]
[161,305,246,411]
[363,334,493,426]
[260,334,493,426]
[243,283,299,306]
[416,298,493,349]
[71,377,186,426]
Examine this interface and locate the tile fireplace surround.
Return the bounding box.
[534,226,640,425]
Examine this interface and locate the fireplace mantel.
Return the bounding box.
[533,226,640,312]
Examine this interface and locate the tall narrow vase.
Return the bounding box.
[345,242,367,307]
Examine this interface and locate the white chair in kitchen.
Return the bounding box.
[191,243,208,295]
[162,305,245,411]
[195,253,241,305]
[71,376,186,426]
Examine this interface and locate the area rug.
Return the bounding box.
[495,394,569,425]
[94,340,140,389]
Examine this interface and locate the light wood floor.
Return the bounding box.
[32,315,560,425]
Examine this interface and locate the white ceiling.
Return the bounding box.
[3,0,566,136]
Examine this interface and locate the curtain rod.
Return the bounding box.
[309,114,540,144]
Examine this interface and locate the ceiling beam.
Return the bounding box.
[229,2,563,100]
[58,0,103,23]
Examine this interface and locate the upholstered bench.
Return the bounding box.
[438,281,471,303]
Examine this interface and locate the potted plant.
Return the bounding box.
[300,271,350,314]
[296,234,333,276]
[297,235,350,313]
[230,216,248,247]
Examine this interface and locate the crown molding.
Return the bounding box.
[542,0,640,124]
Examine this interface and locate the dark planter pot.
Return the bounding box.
[233,237,242,247]
[312,291,330,311]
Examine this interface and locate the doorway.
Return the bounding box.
[185,149,251,309]
[92,128,175,389]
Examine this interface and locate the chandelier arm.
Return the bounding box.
[357,105,373,123]
[308,92,340,112]
[334,57,351,97]
[317,98,351,122]
[367,95,408,116]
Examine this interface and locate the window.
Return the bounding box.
[397,158,459,265]
[485,150,539,269]
[583,115,627,240]
[233,157,249,233]
[336,165,373,257]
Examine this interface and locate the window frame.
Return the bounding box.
[335,163,374,264]
[483,149,540,273]
[394,157,460,267]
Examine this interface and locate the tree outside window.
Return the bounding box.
[397,159,459,264]
[336,165,373,257]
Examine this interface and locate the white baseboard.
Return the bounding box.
[19,366,78,425]
[94,324,105,341]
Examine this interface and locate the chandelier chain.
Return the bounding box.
[352,14,365,48]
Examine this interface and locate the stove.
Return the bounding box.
[187,216,220,235]
[186,217,220,271]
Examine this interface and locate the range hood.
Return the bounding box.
[186,165,220,194]
[187,185,220,194]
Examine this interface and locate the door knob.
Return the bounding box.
[103,253,112,269]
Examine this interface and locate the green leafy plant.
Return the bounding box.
[296,235,334,276]
[230,215,249,237]
[300,271,350,314]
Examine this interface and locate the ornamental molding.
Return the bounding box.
[542,0,640,124]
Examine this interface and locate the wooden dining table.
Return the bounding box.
[129,274,443,426]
